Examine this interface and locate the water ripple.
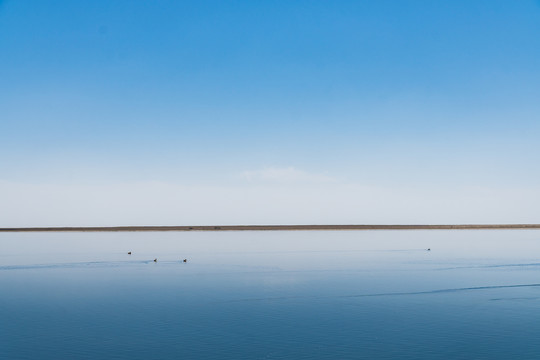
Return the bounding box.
[226,283,540,303]
[437,263,540,270]
[0,260,168,270]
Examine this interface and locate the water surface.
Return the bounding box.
[2,230,540,359]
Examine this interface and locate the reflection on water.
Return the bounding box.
[1,230,540,359]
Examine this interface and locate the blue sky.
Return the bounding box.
[1,1,540,225]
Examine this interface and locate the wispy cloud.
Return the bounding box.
[240,167,337,184]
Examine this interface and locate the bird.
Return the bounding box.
[154,258,157,262]
[427,248,431,251]
[183,259,187,263]
[127,251,132,255]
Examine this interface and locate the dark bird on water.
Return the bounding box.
[427,248,431,251]
[154,258,157,262]
[127,251,131,255]
[183,259,187,263]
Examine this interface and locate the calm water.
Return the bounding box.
[2,230,540,359]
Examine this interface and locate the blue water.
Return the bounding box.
[2,230,540,359]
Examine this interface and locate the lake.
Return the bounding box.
[2,230,540,359]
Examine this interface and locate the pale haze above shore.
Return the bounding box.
[1,172,539,227]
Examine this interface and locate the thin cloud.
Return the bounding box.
[240,167,337,184]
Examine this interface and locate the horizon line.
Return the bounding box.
[1,224,540,232]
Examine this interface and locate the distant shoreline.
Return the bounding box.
[1,224,540,232]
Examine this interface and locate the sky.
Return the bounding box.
[1,0,540,226]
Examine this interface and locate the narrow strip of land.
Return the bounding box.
[1,224,540,232]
